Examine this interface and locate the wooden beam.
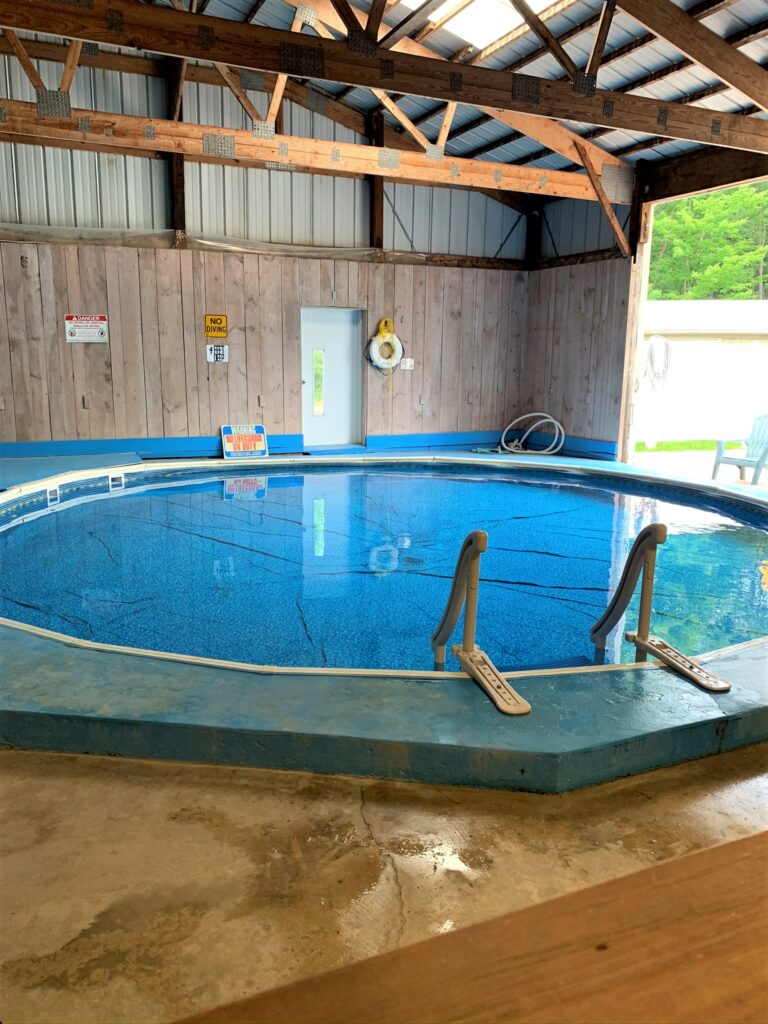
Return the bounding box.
[1,29,45,92]
[0,98,600,201]
[371,89,430,149]
[213,62,263,123]
[618,0,768,113]
[647,146,768,201]
[508,0,579,80]
[58,39,82,92]
[575,140,630,257]
[379,0,447,49]
[586,0,616,80]
[437,101,457,148]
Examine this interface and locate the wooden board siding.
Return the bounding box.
[0,241,530,444]
[521,259,632,444]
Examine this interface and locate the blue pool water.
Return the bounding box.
[1,465,766,672]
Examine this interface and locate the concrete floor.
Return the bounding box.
[2,746,767,1024]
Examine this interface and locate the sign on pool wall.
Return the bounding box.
[65,315,108,343]
[221,424,269,459]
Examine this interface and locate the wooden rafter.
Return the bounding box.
[575,140,630,256]
[0,33,531,212]
[372,89,430,149]
[288,0,626,171]
[379,0,448,49]
[586,0,616,80]
[421,0,738,146]
[618,0,768,112]
[59,40,82,92]
[214,62,263,123]
[1,29,45,92]
[328,0,361,38]
[508,0,578,80]
[437,102,457,148]
[365,0,388,40]
[267,12,302,125]
[0,98,600,200]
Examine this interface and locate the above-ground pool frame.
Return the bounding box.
[1,453,767,793]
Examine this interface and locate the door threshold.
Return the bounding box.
[305,444,368,455]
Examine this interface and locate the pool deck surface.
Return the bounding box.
[1,449,766,792]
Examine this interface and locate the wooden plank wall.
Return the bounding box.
[521,259,632,443]
[0,242,528,443]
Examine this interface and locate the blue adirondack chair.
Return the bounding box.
[712,414,768,485]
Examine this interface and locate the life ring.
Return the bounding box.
[367,317,404,372]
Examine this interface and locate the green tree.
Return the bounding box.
[648,181,768,300]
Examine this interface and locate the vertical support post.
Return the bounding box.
[170,152,187,249]
[368,111,385,250]
[462,554,480,652]
[635,547,658,661]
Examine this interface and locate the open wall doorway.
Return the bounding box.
[300,308,363,448]
[625,180,768,486]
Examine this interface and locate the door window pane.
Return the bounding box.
[313,349,325,416]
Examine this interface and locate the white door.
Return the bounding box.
[301,308,363,446]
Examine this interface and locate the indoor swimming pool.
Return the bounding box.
[1,462,766,673]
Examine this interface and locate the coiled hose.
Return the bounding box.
[500,412,565,455]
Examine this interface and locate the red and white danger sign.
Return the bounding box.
[65,314,109,343]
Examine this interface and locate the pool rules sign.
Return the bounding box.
[65,314,108,343]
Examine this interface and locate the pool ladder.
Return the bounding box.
[432,531,531,715]
[591,523,730,693]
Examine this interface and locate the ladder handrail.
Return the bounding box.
[432,530,488,670]
[590,523,667,649]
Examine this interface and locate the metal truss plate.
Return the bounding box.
[78,116,91,132]
[106,9,123,30]
[493,168,503,185]
[240,70,266,92]
[278,141,290,157]
[450,162,460,178]
[81,42,99,56]
[425,144,444,161]
[279,42,325,79]
[711,118,722,136]
[347,28,377,58]
[656,107,668,127]
[572,71,596,97]
[36,89,72,118]
[253,120,276,139]
[602,163,635,205]
[602,98,615,118]
[0,107,6,124]
[511,74,541,105]
[198,26,215,50]
[203,133,235,157]
[143,124,156,140]
[296,3,318,27]
[380,59,395,80]
[330,147,341,162]
[378,148,400,170]
[266,161,296,172]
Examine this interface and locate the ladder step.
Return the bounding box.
[453,646,531,715]
[627,633,732,693]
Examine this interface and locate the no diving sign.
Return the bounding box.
[205,314,228,339]
[65,315,109,343]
